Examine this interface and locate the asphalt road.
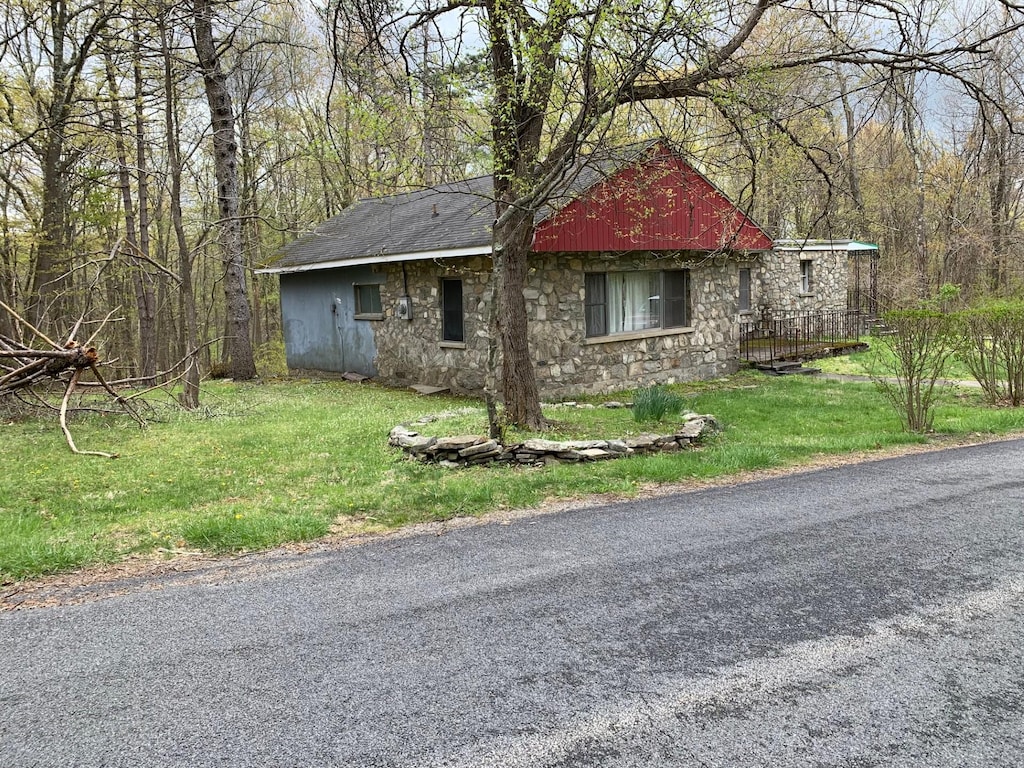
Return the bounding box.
[3,439,1024,767]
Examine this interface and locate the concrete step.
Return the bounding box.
[777,365,821,376]
[753,361,821,376]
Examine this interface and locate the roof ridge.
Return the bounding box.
[351,175,494,206]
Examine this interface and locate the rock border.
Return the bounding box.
[388,412,719,468]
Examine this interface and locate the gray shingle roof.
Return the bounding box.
[267,176,497,272]
[261,140,665,273]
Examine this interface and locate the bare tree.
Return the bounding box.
[102,21,160,380]
[161,7,202,407]
[975,19,1024,293]
[192,0,257,379]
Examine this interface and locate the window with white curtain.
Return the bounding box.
[585,270,690,337]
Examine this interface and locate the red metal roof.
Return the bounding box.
[532,143,772,253]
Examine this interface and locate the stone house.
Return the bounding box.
[259,140,854,398]
[763,239,880,316]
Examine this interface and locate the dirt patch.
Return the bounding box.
[3,431,1021,613]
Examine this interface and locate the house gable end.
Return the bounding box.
[532,144,772,253]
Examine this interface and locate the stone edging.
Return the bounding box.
[388,413,719,468]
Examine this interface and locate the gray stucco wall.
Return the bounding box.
[370,251,748,398]
[280,265,383,375]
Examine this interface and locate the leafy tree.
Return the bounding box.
[2,0,118,327]
[347,0,1024,428]
[956,300,1024,406]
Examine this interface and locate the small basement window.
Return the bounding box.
[354,283,383,319]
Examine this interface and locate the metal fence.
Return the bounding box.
[740,310,864,363]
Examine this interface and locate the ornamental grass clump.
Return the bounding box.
[631,385,685,422]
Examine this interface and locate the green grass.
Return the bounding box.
[815,337,977,380]
[3,370,1024,582]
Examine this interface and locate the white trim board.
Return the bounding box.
[256,245,493,274]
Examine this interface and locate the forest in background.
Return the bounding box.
[3,0,1024,385]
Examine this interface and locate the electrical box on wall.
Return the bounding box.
[396,295,413,321]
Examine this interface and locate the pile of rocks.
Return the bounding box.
[388,414,718,468]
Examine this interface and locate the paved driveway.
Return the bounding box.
[2,439,1023,767]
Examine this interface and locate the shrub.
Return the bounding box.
[870,309,957,432]
[954,300,1024,406]
[632,385,685,422]
[254,338,289,379]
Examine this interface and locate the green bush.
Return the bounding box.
[254,338,289,379]
[631,385,685,422]
[954,300,1024,406]
[871,309,958,432]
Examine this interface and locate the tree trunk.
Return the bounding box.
[28,0,111,328]
[29,0,71,327]
[985,114,1010,293]
[493,207,546,429]
[837,73,868,235]
[900,77,929,300]
[0,179,16,340]
[104,44,158,380]
[484,0,553,430]
[31,126,69,328]
[132,27,158,379]
[163,16,201,407]
[193,0,256,380]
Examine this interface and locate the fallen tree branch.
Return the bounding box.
[71,338,218,395]
[0,305,143,457]
[0,341,99,395]
[59,368,118,459]
[0,300,61,350]
[87,362,145,428]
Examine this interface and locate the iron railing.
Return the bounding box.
[740,309,864,363]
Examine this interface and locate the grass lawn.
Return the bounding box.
[814,336,978,380]
[3,369,1024,582]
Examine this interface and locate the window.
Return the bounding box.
[739,268,751,312]
[353,283,382,318]
[585,270,690,337]
[663,270,689,328]
[584,273,607,337]
[800,260,814,293]
[441,278,464,342]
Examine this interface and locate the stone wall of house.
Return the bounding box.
[372,251,746,398]
[528,252,742,398]
[374,256,492,393]
[756,248,848,314]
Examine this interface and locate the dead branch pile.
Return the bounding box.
[0,338,100,395]
[1,301,144,458]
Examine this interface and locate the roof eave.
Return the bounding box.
[255,244,493,275]
[773,239,879,252]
